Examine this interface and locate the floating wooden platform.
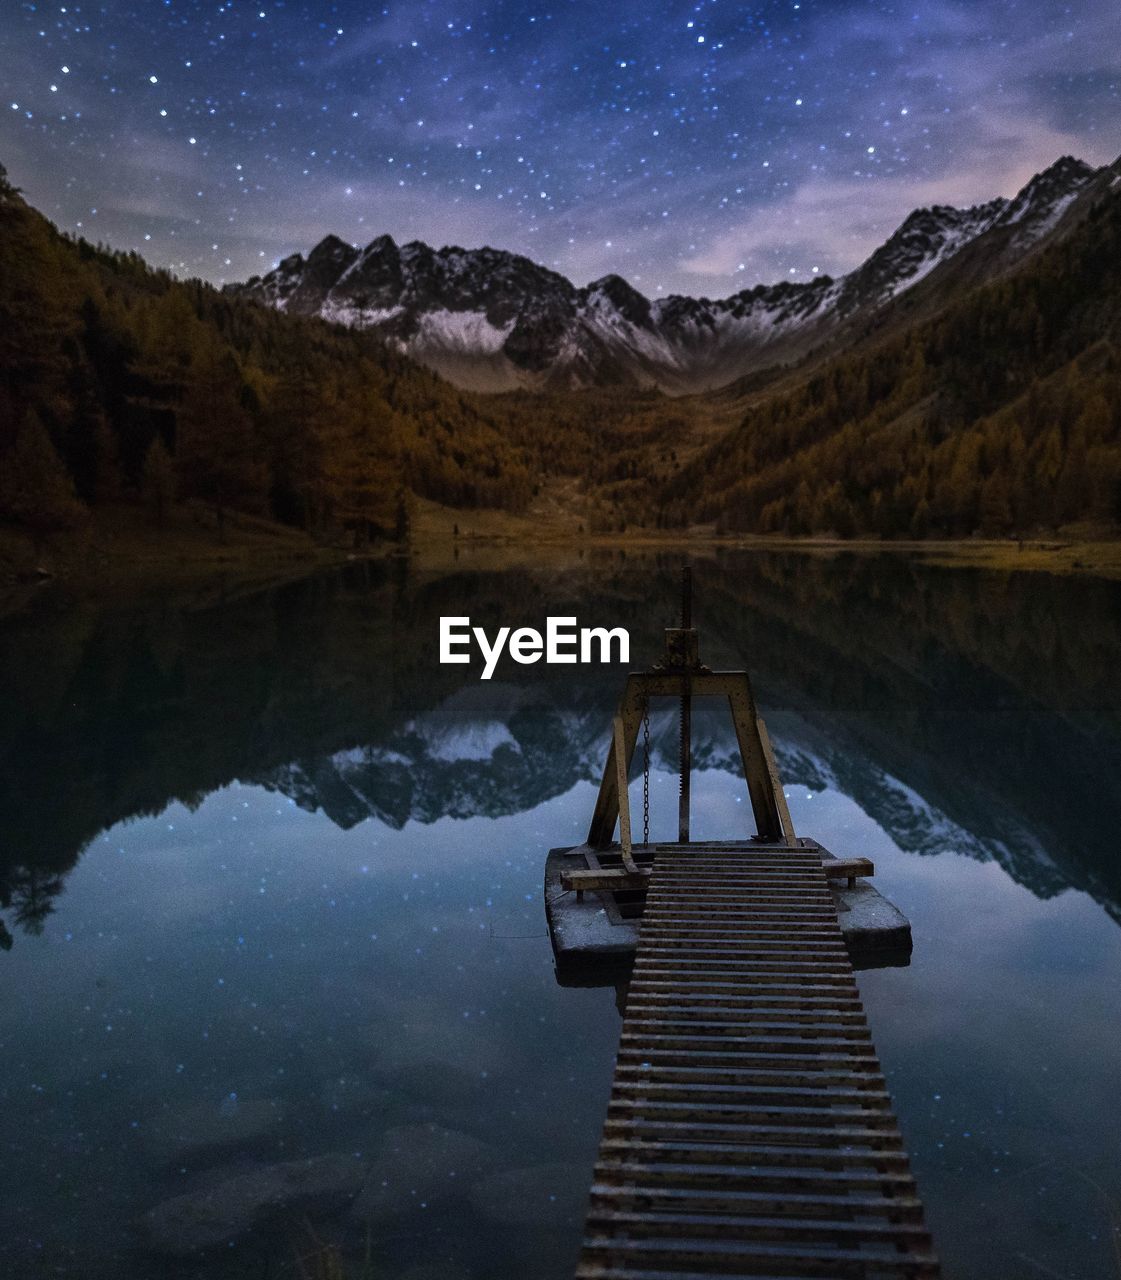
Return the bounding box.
[573,841,939,1279]
[546,839,913,980]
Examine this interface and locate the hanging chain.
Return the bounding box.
[642,698,651,847]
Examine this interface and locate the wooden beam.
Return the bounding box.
[822,857,875,887]
[617,671,765,698]
[562,856,873,897]
[756,715,797,846]
[587,677,643,849]
[562,868,651,897]
[726,679,790,844]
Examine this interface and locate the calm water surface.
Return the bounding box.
[1,551,1120,1279]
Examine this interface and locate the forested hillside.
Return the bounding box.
[3,155,1121,553]
[0,165,536,548]
[658,162,1121,538]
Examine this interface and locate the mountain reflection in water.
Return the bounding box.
[3,552,1120,933]
[1,550,1121,1280]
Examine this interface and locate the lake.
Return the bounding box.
[1,549,1120,1280]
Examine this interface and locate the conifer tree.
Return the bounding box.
[142,436,176,527]
[0,410,84,548]
[175,333,264,535]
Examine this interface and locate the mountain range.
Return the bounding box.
[261,695,1094,917]
[229,156,1099,394]
[3,145,1120,548]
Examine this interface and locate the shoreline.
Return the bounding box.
[0,506,377,619]
[410,534,1121,580]
[4,504,1121,618]
[407,499,1121,578]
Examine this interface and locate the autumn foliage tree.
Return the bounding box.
[665,177,1121,538]
[4,157,1121,548]
[0,175,538,549]
[0,411,84,548]
[174,334,265,533]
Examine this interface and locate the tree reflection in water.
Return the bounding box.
[2,552,1119,945]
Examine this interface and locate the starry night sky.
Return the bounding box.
[2,1,1119,296]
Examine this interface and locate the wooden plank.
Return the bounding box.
[756,715,798,847]
[576,1238,940,1277]
[589,1182,927,1218]
[587,678,644,850]
[563,868,650,893]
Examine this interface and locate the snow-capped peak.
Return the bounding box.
[230,153,1099,393]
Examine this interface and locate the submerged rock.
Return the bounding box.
[364,1014,510,1081]
[350,1123,494,1222]
[378,1060,493,1106]
[397,1265,474,1280]
[142,1095,283,1165]
[142,1153,365,1255]
[469,1163,588,1228]
[318,1072,396,1117]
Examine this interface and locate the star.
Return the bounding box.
[0,0,1115,293]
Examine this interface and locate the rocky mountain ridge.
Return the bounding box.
[229,155,1098,393]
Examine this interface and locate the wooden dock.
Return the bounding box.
[574,840,939,1279]
[552,571,938,1277]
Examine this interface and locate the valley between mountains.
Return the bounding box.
[3,150,1121,579]
[229,156,1097,395]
